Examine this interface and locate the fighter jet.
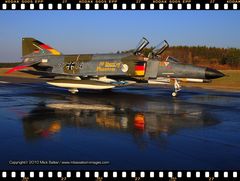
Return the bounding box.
[6,37,225,96]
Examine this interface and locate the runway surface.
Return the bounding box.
[0,77,240,170]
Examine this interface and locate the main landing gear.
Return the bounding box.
[172,79,181,97]
[68,89,79,94]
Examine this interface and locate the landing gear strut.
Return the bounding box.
[172,79,181,97]
[68,88,79,94]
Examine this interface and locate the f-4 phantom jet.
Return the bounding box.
[6,37,225,96]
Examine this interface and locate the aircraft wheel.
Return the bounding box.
[69,89,79,94]
[172,92,177,97]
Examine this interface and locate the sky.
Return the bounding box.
[0,11,240,62]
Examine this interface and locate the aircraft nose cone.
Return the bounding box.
[205,68,225,79]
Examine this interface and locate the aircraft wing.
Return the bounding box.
[20,69,137,88]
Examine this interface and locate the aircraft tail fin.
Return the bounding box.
[22,37,62,57]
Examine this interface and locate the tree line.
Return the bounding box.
[122,46,240,69]
[163,46,240,69]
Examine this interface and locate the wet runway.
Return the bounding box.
[0,78,240,170]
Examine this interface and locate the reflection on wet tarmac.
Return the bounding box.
[1,82,240,169]
[22,92,219,142]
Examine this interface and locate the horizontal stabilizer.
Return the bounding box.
[5,60,41,74]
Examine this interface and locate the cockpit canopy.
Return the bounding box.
[152,40,169,56]
[134,37,149,55]
[133,38,169,58]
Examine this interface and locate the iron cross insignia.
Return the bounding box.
[66,62,76,70]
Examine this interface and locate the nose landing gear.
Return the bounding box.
[172,79,181,97]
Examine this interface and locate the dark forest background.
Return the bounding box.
[144,46,240,69]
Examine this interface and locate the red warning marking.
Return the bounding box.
[40,44,52,49]
[5,65,28,74]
